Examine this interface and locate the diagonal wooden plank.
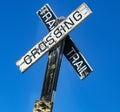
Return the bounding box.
[16,3,92,74]
[37,4,93,80]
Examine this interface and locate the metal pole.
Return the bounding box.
[33,17,65,112]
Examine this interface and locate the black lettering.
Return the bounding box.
[31,48,40,59]
[38,42,48,52]
[46,35,56,45]
[64,17,74,29]
[54,27,62,38]
[59,24,66,33]
[73,11,82,21]
[24,55,32,64]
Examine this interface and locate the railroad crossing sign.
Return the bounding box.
[37,4,93,80]
[16,3,92,76]
[16,2,93,112]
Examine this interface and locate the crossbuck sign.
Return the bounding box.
[38,4,93,80]
[16,3,92,77]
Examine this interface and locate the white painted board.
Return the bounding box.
[16,3,92,73]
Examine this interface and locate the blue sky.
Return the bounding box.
[0,0,120,112]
